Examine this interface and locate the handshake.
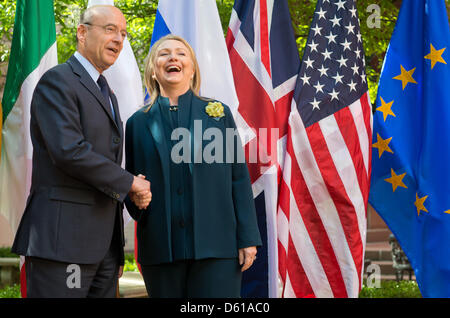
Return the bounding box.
[129,174,152,210]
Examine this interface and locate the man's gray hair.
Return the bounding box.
[76,5,113,43]
[79,5,112,25]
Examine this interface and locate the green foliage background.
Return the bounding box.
[1,0,450,104]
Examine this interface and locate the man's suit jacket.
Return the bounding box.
[124,90,262,266]
[12,55,134,265]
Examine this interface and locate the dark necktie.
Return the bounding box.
[97,74,116,121]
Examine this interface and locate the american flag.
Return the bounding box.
[278,0,372,298]
[228,0,372,298]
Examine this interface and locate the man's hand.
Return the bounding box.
[238,246,257,272]
[131,174,150,193]
[130,174,152,210]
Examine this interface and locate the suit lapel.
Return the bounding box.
[110,93,121,133]
[146,102,171,193]
[111,93,123,164]
[67,56,119,132]
[178,90,192,131]
[188,94,211,211]
[189,95,204,173]
[146,103,172,229]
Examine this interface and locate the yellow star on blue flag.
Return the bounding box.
[369,0,450,297]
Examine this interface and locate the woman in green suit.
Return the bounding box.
[125,35,262,298]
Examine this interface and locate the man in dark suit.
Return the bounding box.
[11,5,151,298]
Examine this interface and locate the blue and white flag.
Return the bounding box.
[151,0,238,113]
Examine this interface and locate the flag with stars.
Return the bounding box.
[369,0,450,298]
[277,0,371,297]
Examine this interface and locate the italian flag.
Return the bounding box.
[0,0,57,297]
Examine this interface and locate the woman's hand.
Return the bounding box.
[129,190,152,210]
[238,246,257,272]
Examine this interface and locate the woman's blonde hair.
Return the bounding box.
[143,35,201,111]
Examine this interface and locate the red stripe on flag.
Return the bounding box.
[277,178,290,287]
[305,121,364,286]
[228,48,278,182]
[274,91,293,138]
[228,50,276,130]
[278,177,315,298]
[259,0,271,77]
[286,234,315,298]
[285,135,349,297]
[134,222,142,274]
[20,261,27,298]
[277,239,287,291]
[225,28,235,53]
[334,104,370,206]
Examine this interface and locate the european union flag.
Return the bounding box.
[369,0,450,297]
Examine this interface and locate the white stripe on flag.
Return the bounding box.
[227,9,241,39]
[274,75,298,103]
[229,12,275,105]
[251,167,279,298]
[349,97,371,176]
[288,104,357,297]
[282,151,333,298]
[319,114,367,242]
[283,272,296,298]
[319,114,365,296]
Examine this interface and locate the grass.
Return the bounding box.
[0,247,17,258]
[0,284,21,298]
[124,253,139,272]
[359,280,421,298]
[0,280,422,298]
[0,248,422,298]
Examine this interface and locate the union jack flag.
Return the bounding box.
[227,0,372,298]
[226,0,300,297]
